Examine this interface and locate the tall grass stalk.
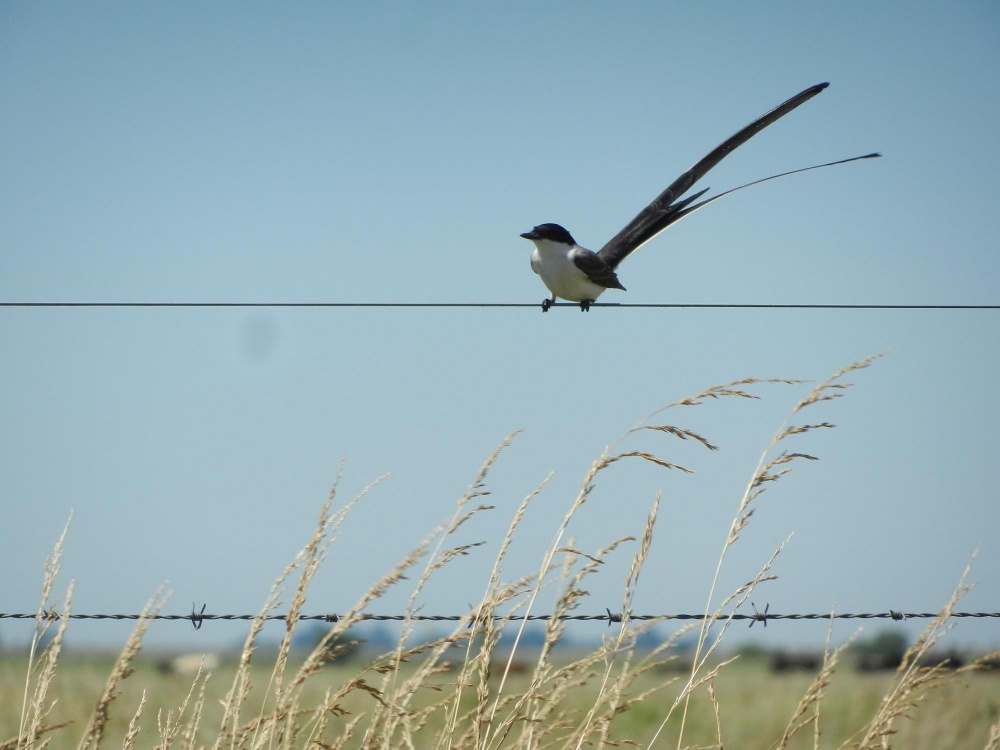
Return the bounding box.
[655,353,886,749]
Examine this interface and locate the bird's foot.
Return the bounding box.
[579,300,592,312]
[541,298,553,312]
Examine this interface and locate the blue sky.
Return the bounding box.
[2,3,998,652]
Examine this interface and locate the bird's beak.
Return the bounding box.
[520,231,536,240]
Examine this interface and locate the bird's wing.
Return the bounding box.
[597,82,830,270]
[572,249,626,290]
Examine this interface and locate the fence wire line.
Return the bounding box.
[2,301,999,310]
[3,610,999,630]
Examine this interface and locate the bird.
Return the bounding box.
[520,82,880,311]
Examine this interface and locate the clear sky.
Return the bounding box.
[2,3,998,653]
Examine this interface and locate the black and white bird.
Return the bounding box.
[521,82,879,311]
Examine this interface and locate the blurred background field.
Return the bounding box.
[3,648,998,749]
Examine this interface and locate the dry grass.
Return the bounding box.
[3,355,998,749]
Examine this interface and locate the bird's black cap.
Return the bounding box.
[520,223,577,245]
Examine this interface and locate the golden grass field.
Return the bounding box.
[5,356,999,749]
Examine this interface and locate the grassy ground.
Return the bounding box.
[1,652,997,749]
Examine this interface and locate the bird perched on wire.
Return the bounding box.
[521,82,879,311]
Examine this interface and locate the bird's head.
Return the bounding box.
[520,223,577,246]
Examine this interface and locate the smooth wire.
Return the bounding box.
[2,302,998,310]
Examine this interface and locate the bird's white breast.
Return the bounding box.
[530,240,607,302]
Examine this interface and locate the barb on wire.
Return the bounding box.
[190,603,206,630]
[750,602,770,628]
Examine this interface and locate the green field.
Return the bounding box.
[3,649,998,749]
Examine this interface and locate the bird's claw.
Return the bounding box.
[541,299,593,312]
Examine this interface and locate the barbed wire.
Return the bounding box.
[1,301,999,310]
[3,608,998,630]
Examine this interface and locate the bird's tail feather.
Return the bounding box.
[598,82,832,269]
[663,152,881,229]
